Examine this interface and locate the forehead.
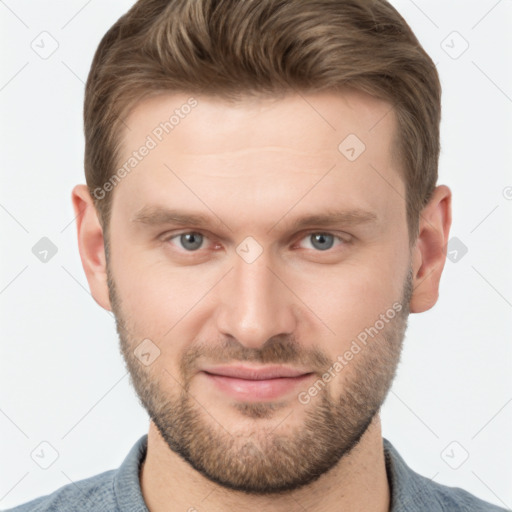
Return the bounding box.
[121,88,396,156]
[111,89,404,232]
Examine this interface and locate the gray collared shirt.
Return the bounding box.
[3,435,507,511]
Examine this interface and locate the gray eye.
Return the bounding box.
[179,232,204,251]
[310,233,334,251]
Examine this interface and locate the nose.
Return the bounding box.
[214,246,298,350]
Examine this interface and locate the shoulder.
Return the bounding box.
[3,434,148,512]
[413,475,508,512]
[2,469,118,512]
[383,439,507,512]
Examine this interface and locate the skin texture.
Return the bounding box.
[72,89,452,512]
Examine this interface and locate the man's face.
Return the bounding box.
[105,90,413,493]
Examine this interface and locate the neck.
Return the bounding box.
[140,414,390,512]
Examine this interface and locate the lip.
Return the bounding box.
[202,364,311,380]
[200,365,314,401]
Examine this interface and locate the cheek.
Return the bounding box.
[120,271,202,336]
[287,248,404,351]
[108,234,205,339]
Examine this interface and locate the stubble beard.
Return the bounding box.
[107,259,413,494]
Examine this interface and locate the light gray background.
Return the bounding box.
[1,0,511,509]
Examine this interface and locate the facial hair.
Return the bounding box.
[107,258,413,494]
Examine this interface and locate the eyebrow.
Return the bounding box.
[283,208,378,231]
[131,206,378,231]
[131,207,227,229]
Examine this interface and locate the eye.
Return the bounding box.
[167,232,205,251]
[298,232,347,251]
[162,230,350,254]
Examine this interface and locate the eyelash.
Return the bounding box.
[161,230,352,253]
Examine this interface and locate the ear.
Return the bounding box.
[71,184,112,311]
[409,185,452,313]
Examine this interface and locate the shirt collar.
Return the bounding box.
[113,434,439,511]
[384,438,443,512]
[113,434,149,512]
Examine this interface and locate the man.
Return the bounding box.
[5,0,506,510]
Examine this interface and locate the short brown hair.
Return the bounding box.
[84,0,441,244]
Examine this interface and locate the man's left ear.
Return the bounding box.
[409,185,452,313]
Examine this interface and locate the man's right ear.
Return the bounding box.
[71,184,112,311]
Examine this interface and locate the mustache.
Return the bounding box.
[179,334,332,378]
